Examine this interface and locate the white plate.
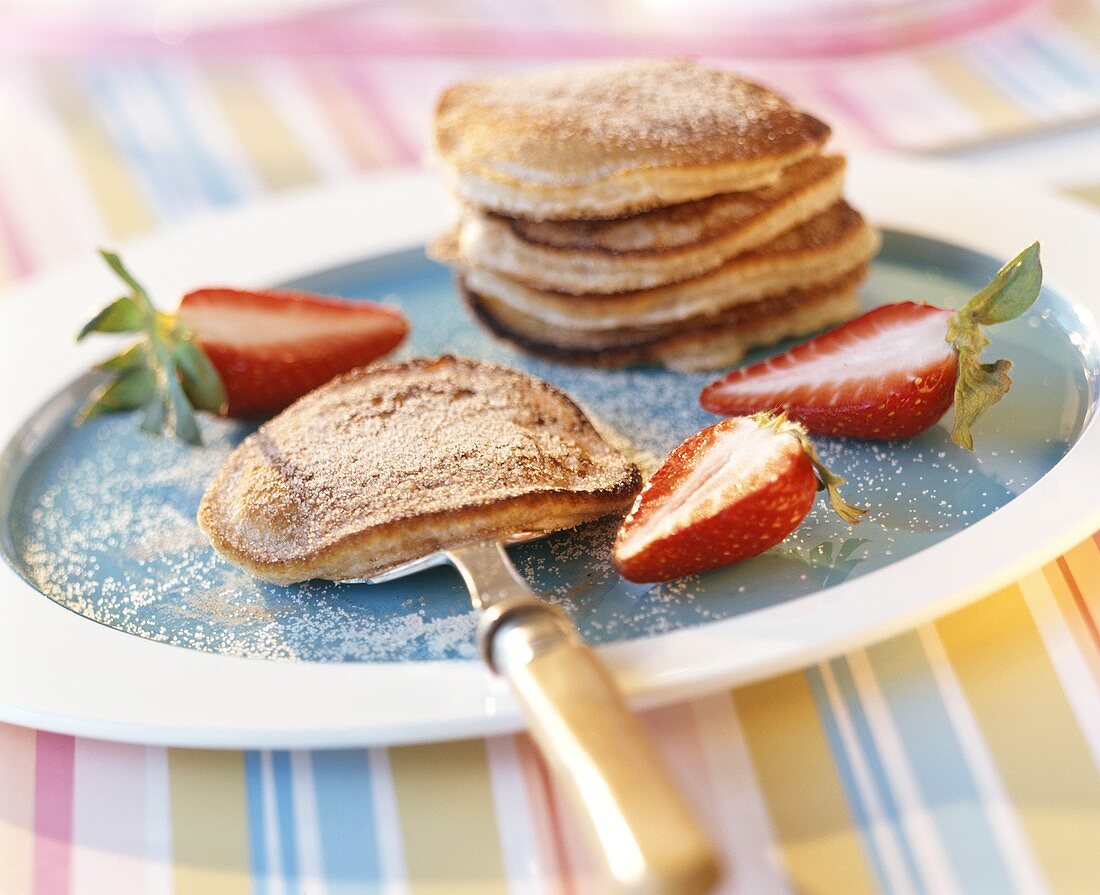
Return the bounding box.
[1,155,1099,748]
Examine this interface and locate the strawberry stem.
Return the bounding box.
[946,243,1042,450]
[752,412,866,525]
[75,250,227,445]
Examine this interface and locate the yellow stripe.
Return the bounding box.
[1064,184,1100,207]
[920,54,1032,136]
[389,740,508,895]
[937,585,1100,893]
[1057,0,1100,55]
[1040,559,1100,687]
[732,674,878,894]
[204,65,317,192]
[0,724,35,895]
[167,749,251,895]
[1064,537,1100,619]
[36,62,153,239]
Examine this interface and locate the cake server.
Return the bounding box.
[366,536,722,895]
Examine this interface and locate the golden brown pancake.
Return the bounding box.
[433,59,830,221]
[463,267,866,372]
[442,155,846,294]
[198,356,642,584]
[440,201,878,333]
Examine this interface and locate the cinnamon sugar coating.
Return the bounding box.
[433,59,830,220]
[198,356,641,584]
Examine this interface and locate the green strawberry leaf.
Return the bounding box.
[141,395,168,435]
[95,342,146,372]
[959,242,1042,325]
[77,295,144,339]
[164,371,202,445]
[175,337,227,414]
[75,250,228,445]
[76,366,156,422]
[946,243,1043,450]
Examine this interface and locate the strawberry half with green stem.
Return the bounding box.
[700,243,1042,449]
[612,412,863,584]
[77,251,409,443]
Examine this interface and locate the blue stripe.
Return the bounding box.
[311,749,384,894]
[271,751,301,894]
[827,658,929,893]
[80,62,197,220]
[1020,33,1100,94]
[866,632,1015,895]
[971,44,1050,110]
[140,61,247,208]
[244,750,270,895]
[804,667,894,894]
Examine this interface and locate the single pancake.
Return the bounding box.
[433,59,830,220]
[439,201,878,333]
[463,268,866,372]
[198,356,642,584]
[443,155,845,294]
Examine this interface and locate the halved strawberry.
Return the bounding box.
[77,251,409,444]
[612,413,863,584]
[178,288,408,417]
[700,243,1041,449]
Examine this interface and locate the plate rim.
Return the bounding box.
[1,156,1099,748]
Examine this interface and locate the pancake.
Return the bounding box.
[463,267,866,372]
[433,59,830,221]
[198,356,642,584]
[440,201,879,334]
[444,155,845,294]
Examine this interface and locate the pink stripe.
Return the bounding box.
[341,65,420,164]
[0,187,34,277]
[0,0,1038,61]
[811,74,892,148]
[33,733,74,895]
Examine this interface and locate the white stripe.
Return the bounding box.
[845,650,961,895]
[290,750,327,895]
[1,62,108,248]
[71,740,149,895]
[689,693,791,895]
[260,751,288,895]
[918,625,1047,895]
[256,61,358,181]
[143,747,174,895]
[1018,569,1100,766]
[817,661,918,895]
[369,747,409,895]
[0,62,92,270]
[485,735,556,895]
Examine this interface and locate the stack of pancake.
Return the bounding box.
[430,59,880,371]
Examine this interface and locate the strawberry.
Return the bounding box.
[177,287,408,417]
[77,251,408,443]
[612,413,863,584]
[700,243,1042,449]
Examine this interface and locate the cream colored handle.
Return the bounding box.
[488,603,722,895]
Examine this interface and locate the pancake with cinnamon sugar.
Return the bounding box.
[441,155,845,294]
[439,201,878,334]
[198,356,642,585]
[463,267,866,372]
[432,59,830,221]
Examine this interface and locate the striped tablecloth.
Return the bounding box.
[3,3,1100,893]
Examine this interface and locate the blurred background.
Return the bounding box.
[0,0,1099,288]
